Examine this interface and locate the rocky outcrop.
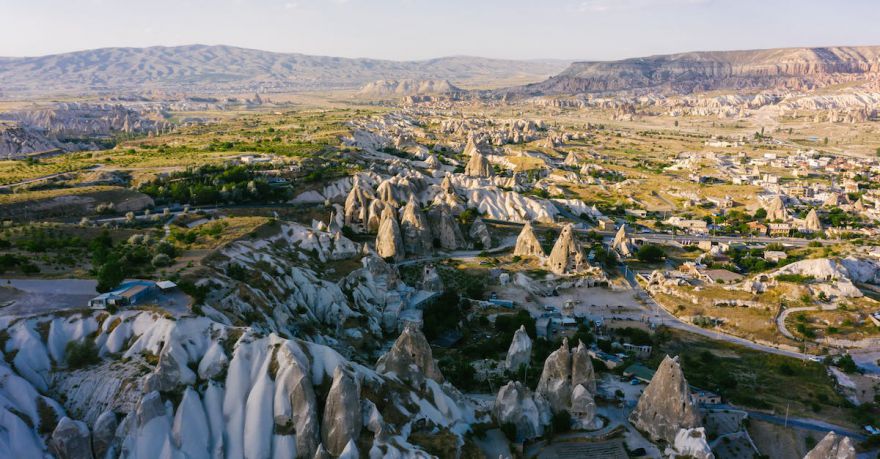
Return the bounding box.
[611,224,634,257]
[376,324,444,385]
[464,151,494,178]
[399,198,433,255]
[804,208,823,232]
[505,325,532,372]
[629,355,701,444]
[376,207,404,262]
[569,384,597,430]
[493,381,551,441]
[535,338,596,416]
[343,176,375,230]
[428,204,466,251]
[92,411,118,459]
[671,427,714,459]
[469,217,492,249]
[420,264,444,292]
[765,195,788,221]
[513,222,544,258]
[50,417,94,459]
[804,431,855,459]
[321,367,362,456]
[546,224,584,275]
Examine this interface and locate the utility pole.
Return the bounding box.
[784,402,790,429]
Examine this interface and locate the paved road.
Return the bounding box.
[705,404,866,441]
[776,306,819,340]
[618,265,815,362]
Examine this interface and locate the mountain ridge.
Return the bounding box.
[0,44,569,97]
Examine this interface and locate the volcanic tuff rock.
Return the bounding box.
[569,384,597,429]
[399,198,434,255]
[765,195,788,221]
[536,338,596,413]
[804,208,823,232]
[505,325,533,371]
[804,431,856,459]
[420,264,444,292]
[671,427,714,459]
[357,79,463,96]
[429,204,466,251]
[546,223,584,275]
[611,224,634,257]
[513,221,545,258]
[464,149,495,178]
[343,175,376,230]
[629,355,701,444]
[376,323,444,385]
[508,46,880,96]
[50,417,94,459]
[469,216,492,249]
[92,411,118,459]
[493,381,551,441]
[376,207,405,261]
[321,367,362,456]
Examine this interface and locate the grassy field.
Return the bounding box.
[653,328,858,428]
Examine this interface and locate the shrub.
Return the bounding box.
[636,244,665,263]
[65,338,100,369]
[151,253,172,267]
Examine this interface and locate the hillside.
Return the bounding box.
[0,45,568,97]
[503,46,880,96]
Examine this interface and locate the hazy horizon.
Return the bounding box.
[1,0,879,61]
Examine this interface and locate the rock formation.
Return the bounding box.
[611,224,634,257]
[376,323,444,385]
[804,431,855,459]
[536,338,596,417]
[399,198,433,255]
[569,384,597,430]
[671,427,714,459]
[420,264,444,292]
[505,325,532,371]
[50,417,94,459]
[546,224,584,275]
[804,208,823,232]
[376,207,404,262]
[321,367,362,456]
[92,411,118,459]
[343,176,375,230]
[464,150,494,178]
[428,204,466,251]
[469,217,492,249]
[513,222,544,258]
[765,195,788,221]
[629,355,701,444]
[493,381,551,441]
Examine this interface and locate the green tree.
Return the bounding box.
[96,258,124,293]
[636,244,665,263]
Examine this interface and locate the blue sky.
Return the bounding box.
[1,0,878,60]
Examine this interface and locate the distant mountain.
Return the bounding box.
[501,46,880,96]
[357,79,463,97]
[0,45,569,97]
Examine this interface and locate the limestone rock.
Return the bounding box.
[399,198,433,255]
[611,224,634,257]
[376,323,444,385]
[546,224,584,275]
[513,222,544,258]
[493,381,551,441]
[465,150,494,178]
[50,417,94,459]
[804,431,855,459]
[469,217,492,249]
[376,207,404,262]
[92,411,118,459]
[321,367,362,456]
[629,355,701,444]
[505,325,532,372]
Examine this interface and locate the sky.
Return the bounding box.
[1,0,878,61]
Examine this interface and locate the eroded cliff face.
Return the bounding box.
[509,46,880,96]
[629,355,702,444]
